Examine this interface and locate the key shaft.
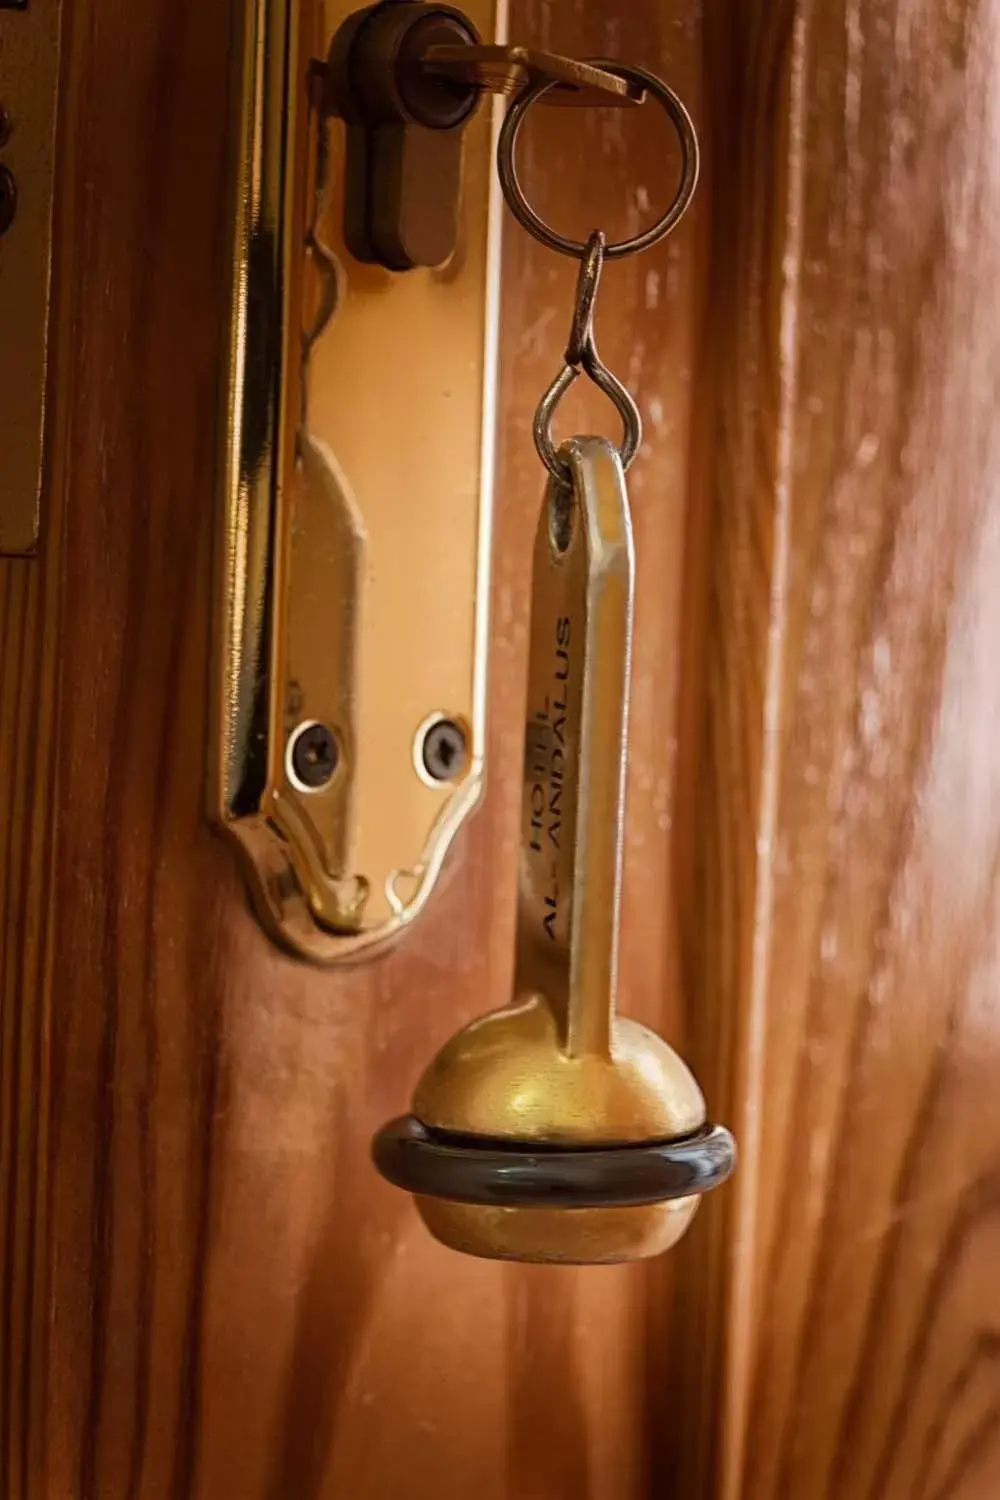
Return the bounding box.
[421,45,645,108]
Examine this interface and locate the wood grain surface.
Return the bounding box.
[714,4,1000,1498]
[3,0,1000,1497]
[670,1,1000,1497]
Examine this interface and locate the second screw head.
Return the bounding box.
[288,721,340,790]
[421,718,468,783]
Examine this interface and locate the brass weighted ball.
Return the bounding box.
[375,993,731,1263]
[412,997,705,1144]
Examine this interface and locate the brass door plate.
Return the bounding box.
[214,0,502,963]
[0,0,63,556]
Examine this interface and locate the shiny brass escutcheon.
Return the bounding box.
[213,0,501,962]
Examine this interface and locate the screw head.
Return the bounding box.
[421,718,468,783]
[0,167,16,238]
[288,721,339,790]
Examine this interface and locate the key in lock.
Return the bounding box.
[374,438,736,1264]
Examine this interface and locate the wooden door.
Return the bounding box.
[2,2,1000,1498]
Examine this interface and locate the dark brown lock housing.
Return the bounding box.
[324,1,482,270]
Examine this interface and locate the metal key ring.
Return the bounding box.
[497,60,700,260]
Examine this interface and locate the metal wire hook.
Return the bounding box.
[533,230,643,484]
[564,229,603,368]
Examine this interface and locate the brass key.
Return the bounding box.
[420,45,645,108]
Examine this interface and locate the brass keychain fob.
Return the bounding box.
[376,438,734,1262]
[374,67,735,1264]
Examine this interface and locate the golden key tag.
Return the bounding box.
[375,439,735,1264]
[514,438,696,1109]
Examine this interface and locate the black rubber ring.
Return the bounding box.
[372,1116,736,1209]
